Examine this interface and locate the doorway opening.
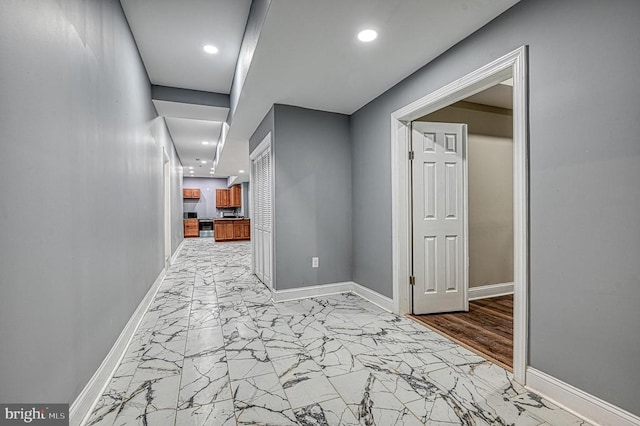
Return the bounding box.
[390,46,528,383]
[410,80,515,370]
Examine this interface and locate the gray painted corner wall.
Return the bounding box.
[273,105,352,290]
[0,0,182,403]
[351,0,640,414]
[182,177,230,218]
[249,106,275,154]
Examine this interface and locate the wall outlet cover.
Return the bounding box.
[312,257,319,268]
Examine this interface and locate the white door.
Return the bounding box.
[411,122,468,314]
[251,134,272,289]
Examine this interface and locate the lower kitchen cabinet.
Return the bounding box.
[184,219,199,238]
[214,219,250,242]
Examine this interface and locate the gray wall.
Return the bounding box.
[0,0,183,403]
[351,0,640,414]
[183,177,230,218]
[266,105,352,290]
[249,106,275,153]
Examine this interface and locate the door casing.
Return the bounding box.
[390,46,528,383]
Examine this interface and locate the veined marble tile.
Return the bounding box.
[178,352,231,409]
[221,317,260,343]
[271,354,337,408]
[147,319,188,344]
[419,367,545,426]
[188,309,221,330]
[231,373,297,425]
[114,409,176,426]
[175,399,237,426]
[131,339,185,383]
[329,369,422,425]
[225,338,273,380]
[305,336,364,377]
[285,314,330,342]
[293,397,359,426]
[89,238,590,426]
[185,326,225,358]
[510,392,592,425]
[263,333,307,360]
[357,350,442,404]
[112,376,180,425]
[85,376,131,426]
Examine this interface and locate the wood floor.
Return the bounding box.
[410,295,513,370]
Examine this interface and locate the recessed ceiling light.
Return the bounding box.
[202,141,209,145]
[357,29,378,42]
[203,44,218,54]
[239,170,245,173]
[201,160,207,164]
[189,167,194,170]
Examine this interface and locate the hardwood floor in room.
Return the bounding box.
[409,295,513,370]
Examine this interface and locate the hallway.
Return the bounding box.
[86,239,587,425]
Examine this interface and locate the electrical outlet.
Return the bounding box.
[312,257,319,268]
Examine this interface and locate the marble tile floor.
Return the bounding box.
[86,239,589,426]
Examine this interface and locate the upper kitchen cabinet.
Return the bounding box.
[216,188,230,208]
[229,185,241,208]
[216,185,242,208]
[183,188,201,199]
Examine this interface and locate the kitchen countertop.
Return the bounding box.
[214,217,248,221]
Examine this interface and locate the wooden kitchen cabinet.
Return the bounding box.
[229,185,242,208]
[184,219,199,238]
[216,189,230,208]
[214,221,235,241]
[214,219,250,242]
[183,188,200,199]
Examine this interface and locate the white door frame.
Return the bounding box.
[163,147,172,267]
[391,46,528,383]
[250,132,275,290]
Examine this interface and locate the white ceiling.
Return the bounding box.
[215,0,520,177]
[120,0,251,93]
[121,0,520,179]
[164,117,222,175]
[466,80,513,109]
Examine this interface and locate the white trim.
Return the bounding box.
[271,282,352,302]
[271,281,393,312]
[526,367,640,426]
[351,282,393,312]
[468,282,514,301]
[70,266,171,426]
[170,239,186,264]
[390,45,528,384]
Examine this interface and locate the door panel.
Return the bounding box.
[412,122,468,314]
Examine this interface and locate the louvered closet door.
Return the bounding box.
[251,139,272,289]
[262,148,272,285]
[252,158,263,281]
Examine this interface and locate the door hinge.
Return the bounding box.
[409,275,415,286]
[409,151,415,160]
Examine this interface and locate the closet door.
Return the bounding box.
[251,134,272,289]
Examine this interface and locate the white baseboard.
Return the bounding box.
[272,281,393,312]
[69,265,171,426]
[351,282,393,312]
[271,282,352,302]
[526,367,640,426]
[468,282,513,300]
[170,239,186,264]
